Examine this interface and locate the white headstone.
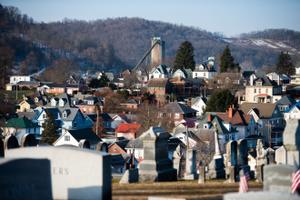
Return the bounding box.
[275,146,287,164]
[6,147,111,200]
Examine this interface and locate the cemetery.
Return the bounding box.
[0,120,299,200]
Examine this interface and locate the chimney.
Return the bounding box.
[207,114,212,122]
[228,105,233,118]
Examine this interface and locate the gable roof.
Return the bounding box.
[240,103,279,118]
[5,117,38,128]
[68,128,101,145]
[276,95,296,106]
[164,102,197,114]
[215,109,249,126]
[150,64,169,75]
[116,123,141,133]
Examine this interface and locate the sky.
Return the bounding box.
[2,0,300,37]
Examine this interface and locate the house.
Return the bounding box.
[16,97,36,112]
[110,113,130,129]
[240,103,284,147]
[2,117,40,140]
[115,123,141,140]
[172,68,192,79]
[148,64,169,79]
[266,72,290,89]
[38,83,66,95]
[284,102,300,120]
[209,72,242,89]
[276,95,296,113]
[290,65,300,85]
[192,62,217,80]
[53,128,101,149]
[243,75,282,103]
[191,96,207,116]
[120,99,139,110]
[76,96,104,114]
[108,140,129,155]
[147,78,172,105]
[162,102,197,126]
[213,106,257,140]
[9,75,32,84]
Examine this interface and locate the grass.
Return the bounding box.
[112,180,263,200]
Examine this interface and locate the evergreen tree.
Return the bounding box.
[220,45,240,72]
[88,74,110,88]
[276,51,295,75]
[205,89,234,112]
[173,41,195,71]
[41,112,59,145]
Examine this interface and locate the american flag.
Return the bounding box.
[239,171,250,193]
[291,169,300,193]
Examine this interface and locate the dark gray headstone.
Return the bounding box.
[208,157,225,179]
[119,168,139,184]
[79,139,90,149]
[6,147,111,200]
[0,139,4,157]
[139,127,177,182]
[4,135,19,150]
[263,164,294,192]
[21,134,38,147]
[96,142,108,152]
[238,139,248,166]
[0,158,52,200]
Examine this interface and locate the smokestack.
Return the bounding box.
[207,114,212,122]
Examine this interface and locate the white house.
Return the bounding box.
[53,128,101,149]
[192,57,217,79]
[172,69,188,79]
[191,96,207,116]
[244,75,282,104]
[148,64,169,79]
[10,75,32,84]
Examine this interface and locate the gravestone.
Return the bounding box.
[226,166,237,183]
[0,139,4,157]
[208,128,225,179]
[266,147,275,164]
[275,146,287,164]
[119,168,139,184]
[282,119,300,166]
[263,164,294,192]
[139,127,177,182]
[256,139,267,166]
[6,147,111,200]
[173,144,183,178]
[198,165,206,184]
[184,148,198,180]
[21,134,38,147]
[96,142,108,152]
[4,134,19,150]
[225,141,237,182]
[0,158,52,200]
[79,139,90,149]
[255,164,264,183]
[225,140,238,167]
[237,139,248,166]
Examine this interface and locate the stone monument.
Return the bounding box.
[184,148,198,180]
[275,146,287,164]
[208,124,225,179]
[139,127,177,182]
[6,146,111,200]
[225,140,237,183]
[0,158,52,200]
[256,139,266,182]
[282,119,300,166]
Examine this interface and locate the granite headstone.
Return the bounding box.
[6,146,111,200]
[0,158,52,200]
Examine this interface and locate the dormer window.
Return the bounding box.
[50,98,57,107]
[63,110,70,118]
[256,81,262,86]
[59,99,65,107]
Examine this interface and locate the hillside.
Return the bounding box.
[1,4,300,81]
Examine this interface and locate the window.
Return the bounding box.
[64,135,70,141]
[259,88,261,93]
[266,88,268,93]
[254,89,256,93]
[73,122,77,127]
[174,113,180,119]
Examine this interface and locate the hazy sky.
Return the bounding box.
[2,0,300,36]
